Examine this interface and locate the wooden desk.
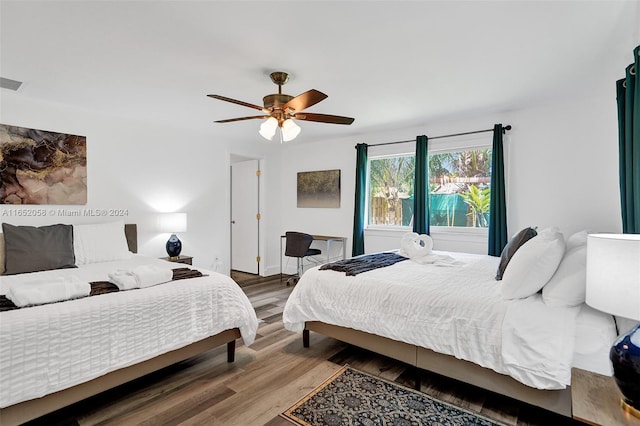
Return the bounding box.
[572,368,640,426]
[280,234,347,279]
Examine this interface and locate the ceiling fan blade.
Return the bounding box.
[282,89,328,112]
[207,94,265,112]
[215,115,270,123]
[293,112,355,125]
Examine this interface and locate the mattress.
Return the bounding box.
[283,251,614,389]
[0,255,258,409]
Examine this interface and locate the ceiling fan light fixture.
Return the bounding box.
[259,117,278,140]
[281,119,301,142]
[209,71,354,140]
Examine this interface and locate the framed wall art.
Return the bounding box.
[0,124,87,204]
[297,169,341,208]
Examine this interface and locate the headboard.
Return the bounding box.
[124,224,137,253]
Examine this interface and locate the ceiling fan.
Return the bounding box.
[207,71,355,142]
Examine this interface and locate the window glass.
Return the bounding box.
[367,148,492,228]
[368,155,415,226]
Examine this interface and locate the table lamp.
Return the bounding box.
[586,233,640,418]
[158,213,187,259]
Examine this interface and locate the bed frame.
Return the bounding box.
[303,321,573,418]
[0,224,242,426]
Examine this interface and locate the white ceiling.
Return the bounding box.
[1,1,639,145]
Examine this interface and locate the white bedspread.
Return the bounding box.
[0,255,258,409]
[283,251,580,390]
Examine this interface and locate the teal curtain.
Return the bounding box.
[488,124,507,256]
[617,45,640,234]
[413,135,429,234]
[352,143,368,256]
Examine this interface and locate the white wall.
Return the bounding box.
[270,92,622,265]
[0,91,276,273]
[266,138,356,276]
[505,95,621,236]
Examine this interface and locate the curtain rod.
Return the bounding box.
[365,125,512,147]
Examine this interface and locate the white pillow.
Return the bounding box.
[73,221,132,265]
[501,227,566,300]
[542,245,587,307]
[566,230,589,251]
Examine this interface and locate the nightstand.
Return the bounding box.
[160,255,193,265]
[572,368,640,425]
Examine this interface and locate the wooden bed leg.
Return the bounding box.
[303,329,310,348]
[227,339,236,363]
[414,367,421,391]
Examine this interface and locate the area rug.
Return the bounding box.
[281,366,507,426]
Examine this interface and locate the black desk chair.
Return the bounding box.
[284,231,322,286]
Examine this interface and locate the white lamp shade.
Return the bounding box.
[259,117,278,140]
[281,119,301,142]
[586,233,640,321]
[158,213,187,233]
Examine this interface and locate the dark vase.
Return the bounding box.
[166,233,182,258]
[610,323,640,417]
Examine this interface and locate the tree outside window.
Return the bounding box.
[368,148,492,228]
[368,155,415,226]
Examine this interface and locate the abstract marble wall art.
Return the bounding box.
[297,169,341,208]
[0,124,87,204]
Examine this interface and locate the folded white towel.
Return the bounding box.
[108,265,173,290]
[132,264,173,288]
[409,253,464,266]
[6,276,91,307]
[108,270,138,291]
[399,232,463,266]
[400,232,434,258]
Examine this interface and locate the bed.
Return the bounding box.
[283,228,618,417]
[0,222,258,426]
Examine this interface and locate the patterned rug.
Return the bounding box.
[281,366,507,426]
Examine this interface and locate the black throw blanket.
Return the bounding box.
[319,252,408,276]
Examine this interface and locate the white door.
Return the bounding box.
[231,159,259,274]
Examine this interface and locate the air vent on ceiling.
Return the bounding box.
[1,77,23,91]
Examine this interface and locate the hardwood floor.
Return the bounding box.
[24,273,583,426]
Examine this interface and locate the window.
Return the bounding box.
[368,154,415,226]
[367,147,492,229]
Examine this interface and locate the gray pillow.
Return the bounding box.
[495,226,537,280]
[2,223,77,275]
